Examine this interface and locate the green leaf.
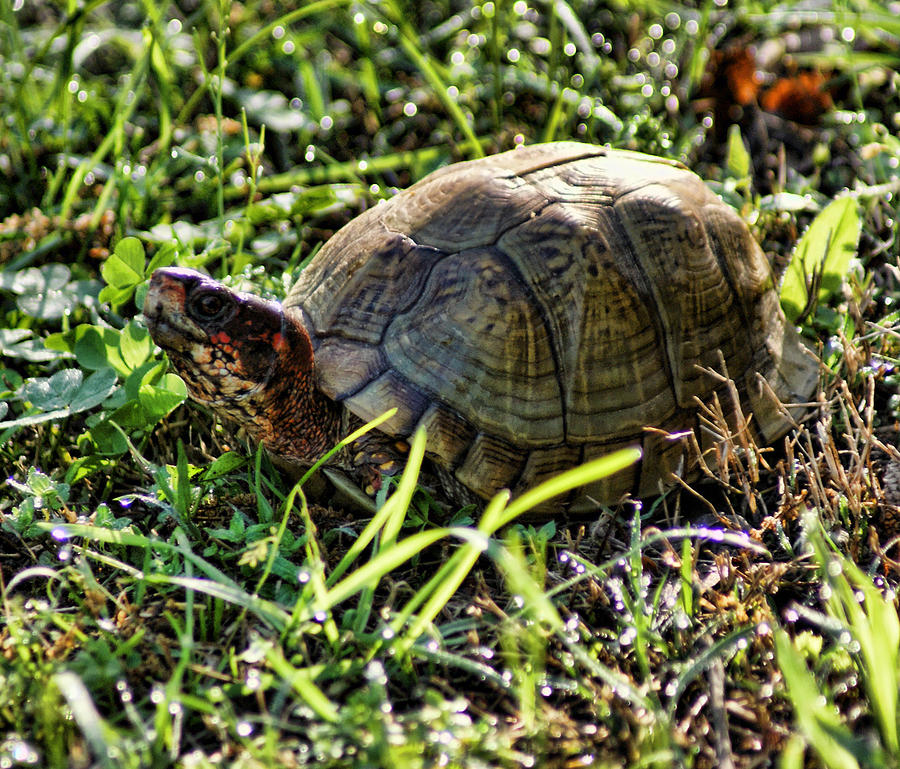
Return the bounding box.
[88,418,129,455]
[72,325,119,371]
[264,645,340,723]
[726,124,751,180]
[145,241,178,275]
[68,368,118,413]
[99,237,146,308]
[780,197,861,324]
[0,368,117,429]
[138,376,187,421]
[119,321,154,370]
[1,329,71,363]
[102,237,145,287]
[98,284,133,308]
[70,325,134,376]
[124,360,166,401]
[202,452,245,480]
[22,369,83,410]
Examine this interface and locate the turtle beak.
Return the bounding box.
[143,268,207,352]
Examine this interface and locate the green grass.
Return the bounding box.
[2,0,900,767]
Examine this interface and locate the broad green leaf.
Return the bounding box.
[145,241,178,274]
[0,329,70,363]
[101,237,145,287]
[8,263,71,293]
[138,377,187,421]
[88,418,130,455]
[67,368,118,413]
[9,265,100,320]
[119,320,153,369]
[108,400,148,430]
[18,289,77,320]
[71,325,116,370]
[124,360,166,401]
[0,367,117,429]
[99,237,146,308]
[98,284,133,308]
[780,197,861,323]
[22,369,83,410]
[71,325,130,375]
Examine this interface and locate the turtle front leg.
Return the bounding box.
[348,430,410,496]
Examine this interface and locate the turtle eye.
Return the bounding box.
[189,290,230,322]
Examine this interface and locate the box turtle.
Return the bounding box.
[143,142,817,509]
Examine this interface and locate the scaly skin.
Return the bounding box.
[143,268,342,467]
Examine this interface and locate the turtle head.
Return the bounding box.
[143,267,313,415]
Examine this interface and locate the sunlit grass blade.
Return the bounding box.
[498,447,642,527]
[801,509,900,757]
[54,671,118,769]
[391,448,641,656]
[322,527,455,610]
[774,628,867,769]
[324,414,424,587]
[146,575,291,632]
[34,522,292,631]
[380,427,427,546]
[495,533,562,631]
[665,626,757,712]
[379,0,483,157]
[391,495,505,654]
[265,645,340,723]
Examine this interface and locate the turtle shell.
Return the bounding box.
[285,142,817,506]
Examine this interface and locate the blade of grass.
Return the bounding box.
[774,628,865,769]
[378,0,483,156]
[265,644,340,723]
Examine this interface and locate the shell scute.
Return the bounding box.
[289,223,439,346]
[455,433,527,496]
[383,248,564,445]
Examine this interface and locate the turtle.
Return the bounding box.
[143,141,818,510]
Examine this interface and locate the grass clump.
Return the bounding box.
[2,0,900,767]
